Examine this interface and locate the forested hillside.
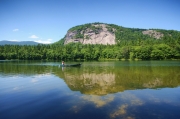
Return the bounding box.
[57,22,180,45]
[0,23,180,60]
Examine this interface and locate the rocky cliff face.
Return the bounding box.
[64,24,116,45]
[142,30,164,39]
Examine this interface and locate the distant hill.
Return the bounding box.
[54,22,180,45]
[0,40,41,45]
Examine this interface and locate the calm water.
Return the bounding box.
[0,60,180,119]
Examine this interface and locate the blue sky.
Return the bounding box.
[0,0,180,44]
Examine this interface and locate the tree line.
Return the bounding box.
[0,36,180,61]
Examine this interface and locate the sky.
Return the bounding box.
[0,0,180,44]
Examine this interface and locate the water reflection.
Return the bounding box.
[0,61,180,95]
[0,61,180,119]
[55,65,180,95]
[82,95,115,107]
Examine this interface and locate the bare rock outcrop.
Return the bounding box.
[142,30,164,39]
[64,24,116,45]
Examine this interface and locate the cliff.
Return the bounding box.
[64,23,116,45]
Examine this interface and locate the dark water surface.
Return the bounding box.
[0,60,180,119]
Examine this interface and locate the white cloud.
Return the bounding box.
[13,87,20,90]
[13,29,19,32]
[9,39,17,41]
[31,79,38,83]
[35,38,52,44]
[29,35,39,39]
[47,39,52,41]
[9,39,20,42]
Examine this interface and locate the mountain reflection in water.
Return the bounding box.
[0,60,180,119]
[55,63,180,95]
[1,61,179,95]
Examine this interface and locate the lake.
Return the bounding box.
[0,60,180,119]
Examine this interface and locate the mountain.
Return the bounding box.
[56,22,180,45]
[0,40,41,45]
